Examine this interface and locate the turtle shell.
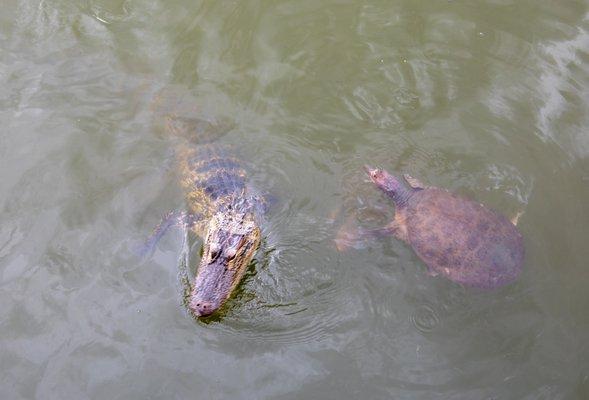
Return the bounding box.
[405,188,524,288]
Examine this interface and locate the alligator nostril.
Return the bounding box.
[192,300,214,316]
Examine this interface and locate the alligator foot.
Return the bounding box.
[135,210,200,259]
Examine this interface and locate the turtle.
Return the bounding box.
[339,166,524,289]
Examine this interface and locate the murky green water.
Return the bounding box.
[2,1,589,399]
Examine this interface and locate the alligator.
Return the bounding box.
[141,88,264,318]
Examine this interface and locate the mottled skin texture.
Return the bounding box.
[149,88,262,317]
[365,166,524,289]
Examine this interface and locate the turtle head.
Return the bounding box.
[364,165,397,193]
[189,210,261,317]
[364,165,412,205]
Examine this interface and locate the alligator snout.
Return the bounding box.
[189,299,216,317]
[187,211,261,319]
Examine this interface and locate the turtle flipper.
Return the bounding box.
[334,215,364,251]
[387,213,409,243]
[334,216,407,251]
[403,174,427,190]
[510,210,524,226]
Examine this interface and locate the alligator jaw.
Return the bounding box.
[188,211,261,318]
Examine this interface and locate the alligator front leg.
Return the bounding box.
[136,211,201,258]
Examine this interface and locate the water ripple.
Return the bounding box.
[410,304,441,334]
[2,1,588,398]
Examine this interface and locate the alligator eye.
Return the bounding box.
[209,244,220,260]
[226,248,237,260]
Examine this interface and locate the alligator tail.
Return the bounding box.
[151,86,234,144]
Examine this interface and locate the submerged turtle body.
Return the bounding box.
[365,167,524,289]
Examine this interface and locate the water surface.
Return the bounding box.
[1,1,588,399]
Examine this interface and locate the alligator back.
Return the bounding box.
[151,87,253,237]
[175,142,249,236]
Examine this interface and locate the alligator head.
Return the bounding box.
[188,209,261,317]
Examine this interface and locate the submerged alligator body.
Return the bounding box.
[144,88,264,317]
